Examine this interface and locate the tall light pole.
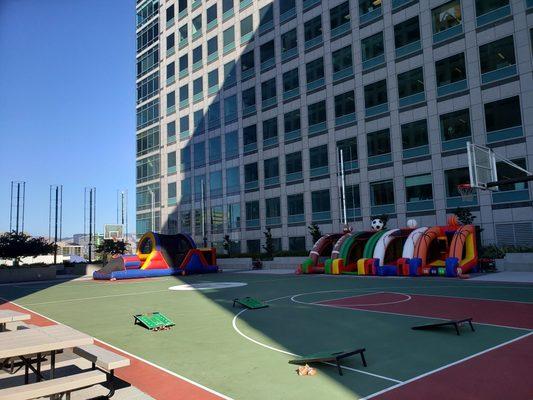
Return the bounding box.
[84,187,96,262]
[9,181,26,234]
[49,185,63,264]
[148,188,155,232]
[117,189,128,237]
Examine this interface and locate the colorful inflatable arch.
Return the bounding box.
[299,233,343,274]
[325,231,374,275]
[93,232,219,280]
[445,225,478,277]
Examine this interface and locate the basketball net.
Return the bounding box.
[457,184,475,202]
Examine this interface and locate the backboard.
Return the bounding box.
[104,224,124,240]
[466,142,498,191]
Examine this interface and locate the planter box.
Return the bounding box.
[217,258,253,269]
[0,265,56,283]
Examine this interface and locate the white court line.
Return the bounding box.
[361,331,533,399]
[315,293,412,307]
[20,289,170,306]
[231,295,402,384]
[1,298,234,400]
[311,291,385,304]
[397,291,533,305]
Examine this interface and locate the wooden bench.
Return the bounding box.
[412,318,475,336]
[73,344,130,398]
[0,369,106,400]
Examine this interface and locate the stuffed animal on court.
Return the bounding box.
[297,364,317,376]
[371,218,385,231]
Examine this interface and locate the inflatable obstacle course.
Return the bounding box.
[233,297,268,309]
[134,312,175,331]
[93,232,219,280]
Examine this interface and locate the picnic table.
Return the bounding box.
[0,310,31,332]
[0,324,93,383]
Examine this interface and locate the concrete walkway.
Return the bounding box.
[469,272,533,284]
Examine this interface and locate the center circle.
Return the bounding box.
[169,282,247,291]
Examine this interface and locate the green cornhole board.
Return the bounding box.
[134,312,175,330]
[232,297,268,309]
[289,348,367,376]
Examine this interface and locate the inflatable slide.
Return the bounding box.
[325,231,374,274]
[93,232,219,280]
[299,233,343,274]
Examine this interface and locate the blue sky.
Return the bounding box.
[0,0,136,238]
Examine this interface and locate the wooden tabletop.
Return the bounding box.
[0,325,93,359]
[0,310,31,324]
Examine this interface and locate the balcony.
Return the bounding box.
[166,76,175,86]
[285,129,301,142]
[281,47,298,62]
[307,78,324,92]
[486,126,523,144]
[437,79,468,97]
[406,200,434,212]
[266,216,281,226]
[168,197,177,206]
[433,24,463,44]
[207,19,218,31]
[193,92,203,103]
[442,136,470,151]
[242,105,256,117]
[260,58,275,73]
[481,65,517,84]
[241,32,254,44]
[476,4,511,27]
[362,54,385,71]
[399,91,425,108]
[365,102,389,118]
[166,18,175,29]
[192,60,202,72]
[280,8,296,24]
[395,40,421,59]
[286,171,303,183]
[283,88,299,101]
[179,130,191,140]
[245,180,259,191]
[343,160,359,172]
[166,47,175,57]
[262,97,277,110]
[224,112,238,124]
[288,214,305,224]
[360,7,382,25]
[207,52,218,64]
[191,0,201,10]
[302,0,320,11]
[492,189,530,204]
[226,185,240,196]
[178,9,187,19]
[241,68,254,81]
[179,69,188,79]
[403,144,429,159]
[167,166,176,174]
[168,134,176,144]
[246,219,260,228]
[263,137,278,148]
[243,142,257,154]
[335,113,356,127]
[310,166,329,178]
[392,0,417,10]
[223,42,236,55]
[305,35,323,50]
[347,207,361,219]
[179,99,189,109]
[331,22,350,40]
[223,9,234,21]
[208,84,219,96]
[371,204,395,215]
[166,105,176,115]
[240,0,252,10]
[264,176,280,187]
[312,211,331,222]
[179,39,188,50]
[332,67,353,83]
[368,153,392,166]
[308,121,327,136]
[446,195,477,208]
[192,30,202,41]
[259,20,274,35]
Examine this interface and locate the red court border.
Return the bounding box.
[0,301,228,400]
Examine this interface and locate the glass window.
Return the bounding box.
[479,36,516,74]
[367,129,391,157]
[401,119,428,149]
[286,151,302,174]
[181,178,191,203]
[180,115,189,132]
[405,174,433,202]
[260,40,275,63]
[137,20,159,52]
[266,197,281,218]
[207,37,218,55]
[242,87,256,108]
[193,46,203,66]
[337,138,358,161]
[178,0,187,13]
[247,239,260,253]
[440,109,471,141]
[304,16,322,42]
[167,151,176,171]
[306,57,324,83]
[180,211,191,233]
[330,2,350,30]
[136,99,159,129]
[224,61,236,86]
[194,142,205,167]
[332,45,353,72]
[281,29,297,52]
[364,79,388,108]
[243,125,257,146]
[224,95,238,122]
[179,24,188,42]
[227,202,241,229]
[246,201,260,220]
[241,50,255,73]
[192,15,202,35]
[261,78,277,100]
[210,205,223,233]
[289,236,306,251]
[194,109,205,134]
[240,15,253,37]
[244,162,258,183]
[179,54,188,72]
[166,5,175,22]
[280,0,296,14]
[394,16,420,48]
[335,91,355,117]
[210,171,223,198]
[308,101,326,126]
[137,72,159,102]
[283,68,299,92]
[167,62,175,80]
[361,32,384,61]
[194,175,205,199]
[166,121,176,141]
[260,4,273,27]
[436,53,466,87]
[485,96,521,132]
[345,184,361,210]
[310,144,328,169]
[264,157,279,179]
[445,167,470,197]
[226,166,240,193]
[398,67,424,99]
[312,190,330,213]
[137,45,159,78]
[284,110,300,133]
[432,0,462,34]
[167,91,175,109]
[225,130,239,158]
[370,180,394,206]
[208,69,218,88]
[180,146,191,171]
[359,0,382,15]
[193,77,203,95]
[476,0,508,16]
[207,4,217,24]
[223,0,233,13]
[223,26,235,46]
[263,117,278,140]
[179,84,188,101]
[209,137,221,162]
[288,194,304,216]
[496,158,528,192]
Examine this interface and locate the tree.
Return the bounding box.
[454,207,476,225]
[0,231,55,266]
[262,228,274,260]
[308,223,322,244]
[96,239,127,263]
[223,235,231,257]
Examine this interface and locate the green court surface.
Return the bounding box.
[2,273,532,399]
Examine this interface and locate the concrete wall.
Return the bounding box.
[218,257,306,270]
[0,265,56,283]
[495,253,533,272]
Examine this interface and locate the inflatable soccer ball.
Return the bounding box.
[407,219,418,229]
[371,218,384,231]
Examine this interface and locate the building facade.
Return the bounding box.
[135,0,533,253]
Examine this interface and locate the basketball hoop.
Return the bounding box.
[457,184,475,201]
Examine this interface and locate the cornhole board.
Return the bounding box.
[289,348,367,376]
[232,297,268,309]
[134,312,175,330]
[412,318,474,336]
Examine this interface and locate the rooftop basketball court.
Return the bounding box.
[1,272,532,399]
